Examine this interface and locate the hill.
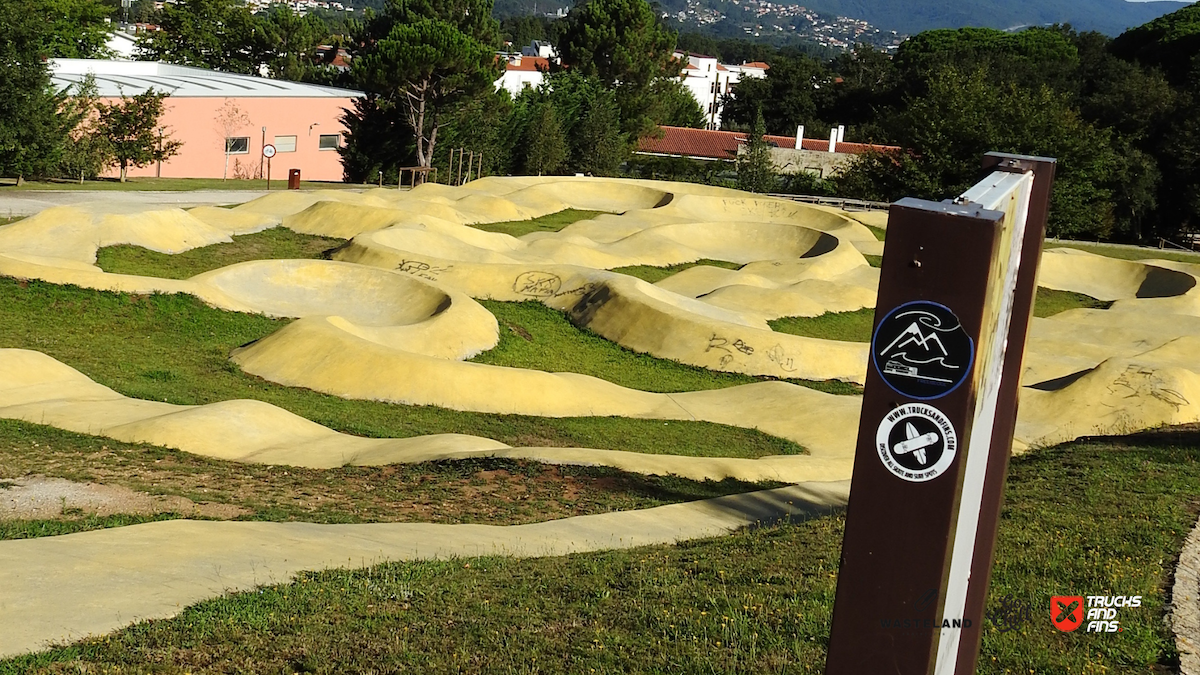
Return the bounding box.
[778,0,1195,37]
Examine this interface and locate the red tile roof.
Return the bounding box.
[741,61,770,70]
[636,126,901,160]
[505,56,551,72]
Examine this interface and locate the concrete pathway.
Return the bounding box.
[0,481,849,658]
[0,190,274,217]
[1173,514,1200,675]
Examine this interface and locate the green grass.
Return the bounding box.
[0,278,800,459]
[94,219,853,398]
[0,512,191,540]
[0,178,366,191]
[0,418,782,537]
[1032,287,1114,317]
[0,215,23,226]
[864,254,882,268]
[7,432,1195,674]
[770,288,1112,343]
[612,259,743,284]
[866,225,887,241]
[96,228,347,280]
[470,209,610,237]
[770,308,876,343]
[474,300,851,397]
[1046,241,1200,265]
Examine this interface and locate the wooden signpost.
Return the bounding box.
[824,152,1057,675]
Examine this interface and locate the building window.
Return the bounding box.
[318,134,341,150]
[274,135,297,153]
[225,137,249,154]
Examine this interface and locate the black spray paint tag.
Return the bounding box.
[872,301,974,400]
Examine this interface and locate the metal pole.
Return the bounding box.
[260,126,266,180]
[266,157,270,190]
[456,149,463,185]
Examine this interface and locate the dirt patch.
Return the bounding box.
[0,476,249,520]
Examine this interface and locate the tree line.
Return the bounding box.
[3,0,1196,243]
[720,6,1200,242]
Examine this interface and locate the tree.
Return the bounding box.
[839,64,1120,239]
[95,90,182,182]
[56,75,112,181]
[352,0,501,173]
[44,0,113,58]
[136,0,273,75]
[261,5,329,81]
[213,99,251,181]
[0,0,73,182]
[338,95,416,184]
[720,54,830,135]
[520,101,567,176]
[737,110,776,193]
[648,78,706,129]
[555,0,679,137]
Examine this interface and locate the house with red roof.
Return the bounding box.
[637,125,901,177]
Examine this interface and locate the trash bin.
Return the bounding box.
[287,169,301,190]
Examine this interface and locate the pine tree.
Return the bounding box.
[737,110,776,193]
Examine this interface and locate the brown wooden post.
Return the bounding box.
[824,153,1055,675]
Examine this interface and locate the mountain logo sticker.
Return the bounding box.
[872,301,974,400]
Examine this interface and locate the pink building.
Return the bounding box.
[51,59,362,182]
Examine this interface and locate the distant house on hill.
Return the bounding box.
[495,54,552,96]
[637,125,901,177]
[51,59,361,182]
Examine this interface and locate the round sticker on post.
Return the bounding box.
[872,300,974,400]
[876,403,958,482]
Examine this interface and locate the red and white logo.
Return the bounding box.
[1051,596,1084,632]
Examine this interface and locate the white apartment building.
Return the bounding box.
[674,51,768,130]
[494,42,766,128]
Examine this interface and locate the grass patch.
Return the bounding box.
[863,254,882,268]
[8,432,1196,673]
[770,308,875,343]
[0,216,24,226]
[96,228,346,280]
[470,209,610,237]
[0,278,800,459]
[770,288,1112,342]
[474,300,849,397]
[0,178,365,191]
[1033,287,1114,318]
[1047,241,1200,265]
[0,512,189,540]
[0,419,782,537]
[612,259,743,284]
[866,225,886,241]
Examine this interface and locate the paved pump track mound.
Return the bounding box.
[3,176,1200,655]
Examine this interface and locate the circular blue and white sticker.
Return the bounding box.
[872,301,974,400]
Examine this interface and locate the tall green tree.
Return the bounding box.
[720,54,830,134]
[57,75,113,181]
[95,90,183,182]
[352,0,501,172]
[0,0,73,182]
[136,0,273,74]
[519,101,567,176]
[261,5,329,82]
[736,109,776,194]
[838,64,1120,239]
[555,0,679,137]
[44,0,113,58]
